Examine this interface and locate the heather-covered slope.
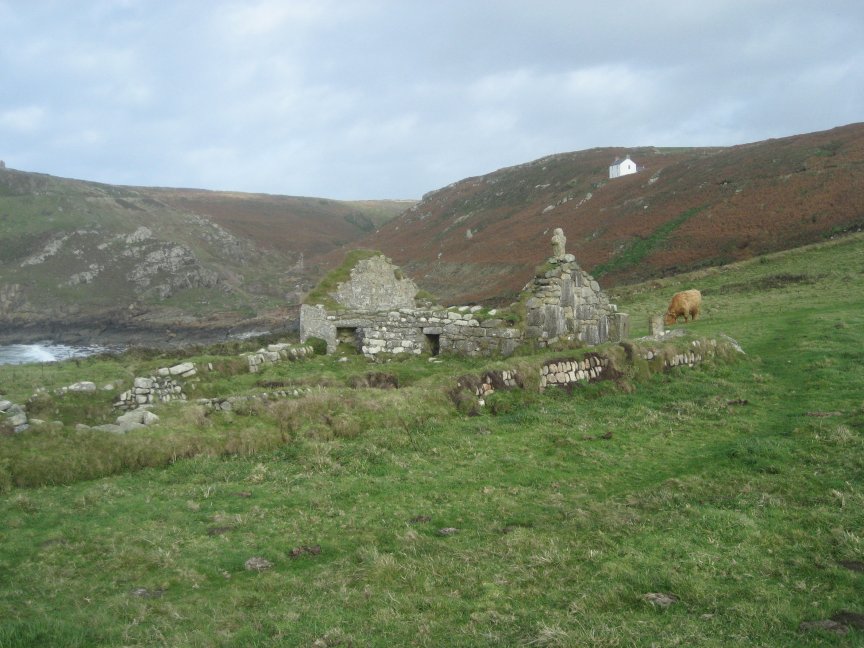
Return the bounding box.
[357,123,864,304]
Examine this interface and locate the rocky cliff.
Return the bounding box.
[0,168,408,345]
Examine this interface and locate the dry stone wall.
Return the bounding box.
[524,256,628,347]
[196,387,312,412]
[541,353,612,389]
[246,343,314,373]
[115,361,197,410]
[541,337,733,391]
[301,304,522,359]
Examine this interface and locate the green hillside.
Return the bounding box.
[0,168,409,345]
[0,233,862,645]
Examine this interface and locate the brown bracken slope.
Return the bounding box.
[348,123,864,305]
[146,188,412,259]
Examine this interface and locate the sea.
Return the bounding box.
[0,343,115,365]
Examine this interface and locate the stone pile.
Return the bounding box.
[82,408,161,434]
[0,398,28,432]
[114,362,196,410]
[540,354,611,389]
[246,344,314,373]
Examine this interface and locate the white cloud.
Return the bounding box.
[0,106,47,133]
[219,0,329,38]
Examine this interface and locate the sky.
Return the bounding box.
[1,1,862,200]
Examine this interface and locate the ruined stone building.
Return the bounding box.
[300,229,629,358]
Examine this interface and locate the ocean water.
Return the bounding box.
[0,343,113,365]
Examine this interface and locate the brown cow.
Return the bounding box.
[664,289,702,325]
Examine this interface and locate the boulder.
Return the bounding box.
[115,409,160,432]
[67,381,97,392]
[92,423,125,434]
[168,362,195,376]
[7,412,27,427]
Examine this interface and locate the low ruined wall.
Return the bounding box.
[541,353,612,389]
[359,307,522,358]
[540,338,729,391]
[246,343,314,373]
[115,362,196,410]
[196,387,311,412]
[302,304,523,359]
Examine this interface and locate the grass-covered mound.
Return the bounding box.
[1,233,863,646]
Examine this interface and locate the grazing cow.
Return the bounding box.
[664,289,702,325]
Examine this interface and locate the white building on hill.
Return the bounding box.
[609,155,639,179]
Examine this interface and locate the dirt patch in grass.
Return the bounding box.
[832,611,864,629]
[130,587,166,599]
[348,372,400,389]
[289,545,321,558]
[799,619,848,635]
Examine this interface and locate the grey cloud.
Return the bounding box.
[0,0,862,198]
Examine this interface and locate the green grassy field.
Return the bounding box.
[1,234,863,646]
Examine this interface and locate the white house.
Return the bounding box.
[609,155,639,179]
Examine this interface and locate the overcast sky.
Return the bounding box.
[1,1,862,199]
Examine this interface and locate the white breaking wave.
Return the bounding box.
[0,343,113,365]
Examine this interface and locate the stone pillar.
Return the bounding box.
[551,228,567,260]
[649,314,664,337]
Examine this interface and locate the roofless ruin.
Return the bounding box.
[300,228,629,358]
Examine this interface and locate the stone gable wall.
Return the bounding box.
[524,258,628,347]
[333,256,418,311]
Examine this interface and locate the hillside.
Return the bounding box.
[1,232,863,645]
[3,122,862,344]
[353,122,864,304]
[0,168,409,345]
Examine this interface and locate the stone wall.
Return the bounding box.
[540,353,612,389]
[195,387,311,412]
[115,361,196,410]
[301,304,523,359]
[246,343,314,373]
[525,257,629,347]
[541,338,730,390]
[333,255,418,311]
